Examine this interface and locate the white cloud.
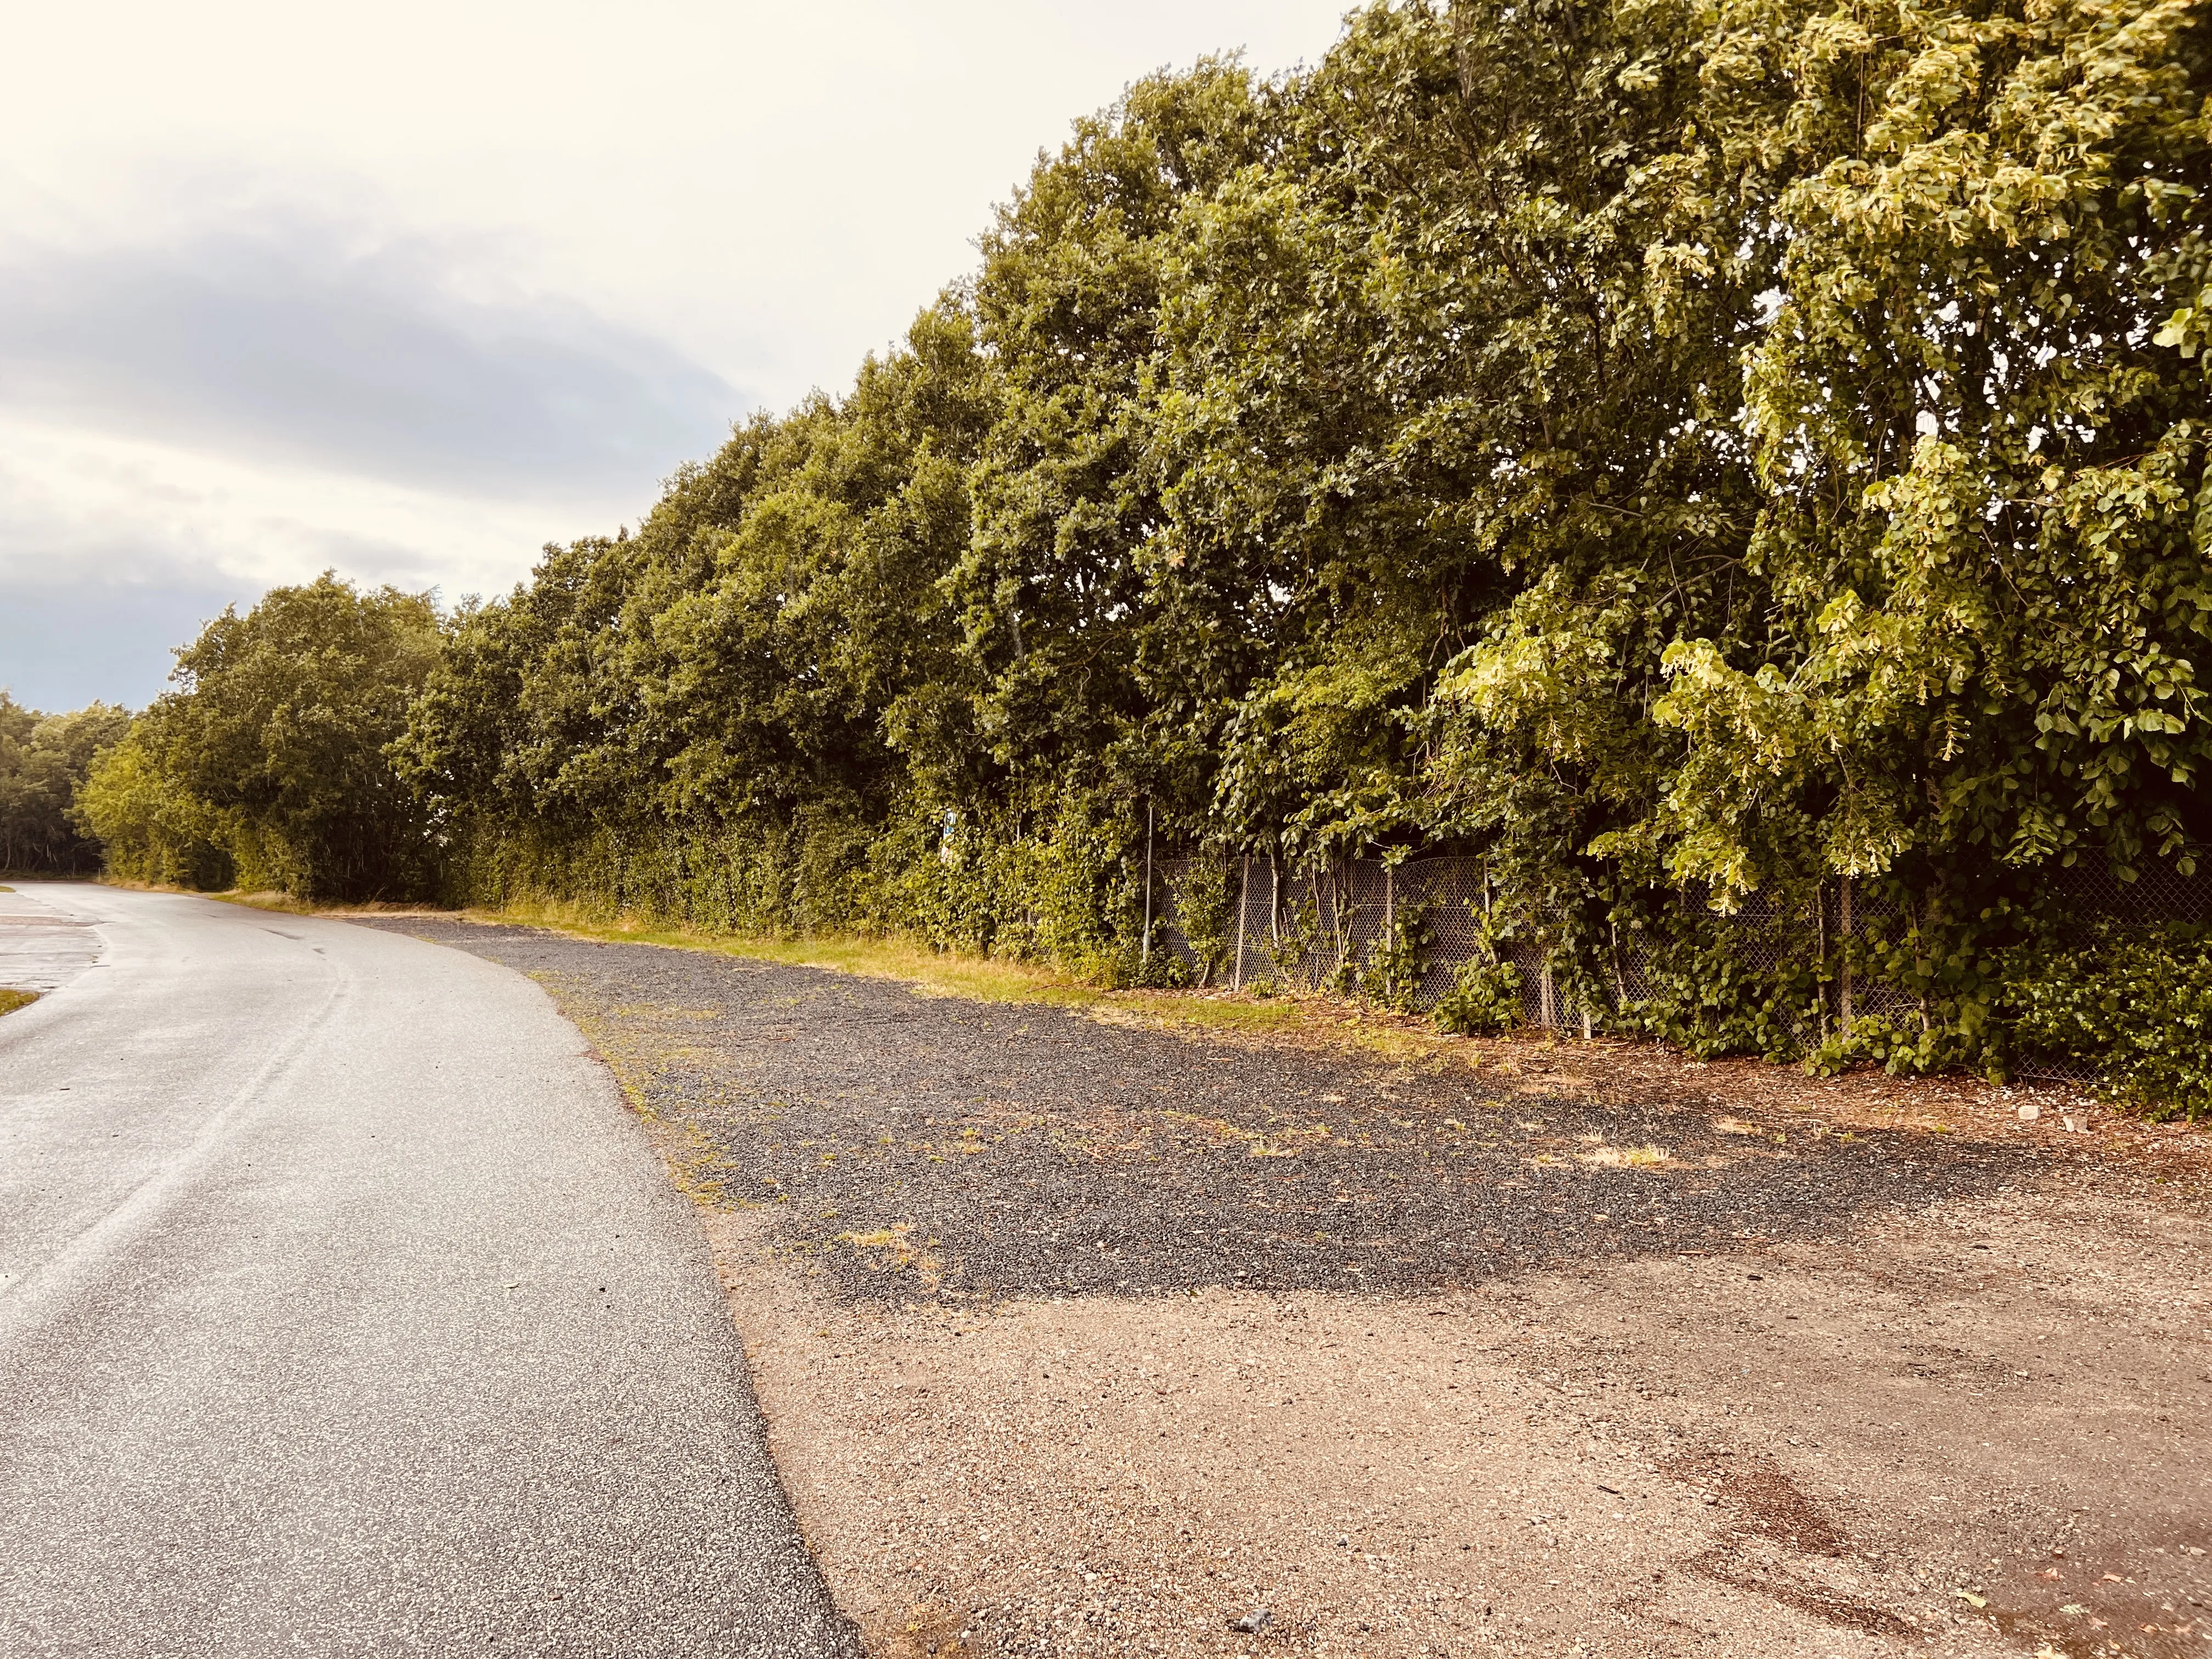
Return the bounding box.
[0,0,1355,708]
[0,415,604,600]
[0,213,741,501]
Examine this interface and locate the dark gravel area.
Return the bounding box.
[371,920,2043,1305]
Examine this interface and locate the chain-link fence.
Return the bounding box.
[1145,852,2212,1084]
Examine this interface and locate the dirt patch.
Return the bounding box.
[369,919,2212,1658]
[705,1188,2210,1658]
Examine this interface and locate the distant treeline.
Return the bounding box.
[0,696,130,874]
[68,0,2212,1103]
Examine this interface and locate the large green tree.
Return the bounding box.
[83,575,442,900]
[394,303,1000,927]
[1644,0,2212,900]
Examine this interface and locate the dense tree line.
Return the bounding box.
[75,0,2212,1101]
[0,696,130,874]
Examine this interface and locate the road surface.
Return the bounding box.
[0,883,856,1657]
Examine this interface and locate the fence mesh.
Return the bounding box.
[1146,852,2208,1088]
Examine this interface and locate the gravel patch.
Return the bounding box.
[369,919,2036,1306]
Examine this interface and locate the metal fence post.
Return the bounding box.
[1233,855,1248,991]
[1839,875,1854,1030]
[1816,879,1830,1043]
[1384,863,1395,1001]
[1141,800,1153,970]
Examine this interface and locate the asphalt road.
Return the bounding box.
[0,884,856,1658]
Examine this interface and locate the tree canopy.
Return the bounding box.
[0,696,131,874]
[82,575,442,899]
[77,0,2212,1091]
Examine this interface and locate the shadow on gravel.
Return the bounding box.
[378,921,2043,1304]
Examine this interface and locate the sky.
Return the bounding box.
[0,0,1355,713]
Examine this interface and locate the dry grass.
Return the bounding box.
[181,884,2204,1159]
[209,890,430,918]
[364,892,1415,1056]
[0,988,38,1017]
[1575,1139,1675,1168]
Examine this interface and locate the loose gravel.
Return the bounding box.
[373,920,2034,1306]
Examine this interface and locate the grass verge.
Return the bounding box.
[0,988,38,1017]
[462,896,1468,1060]
[200,886,1458,1062]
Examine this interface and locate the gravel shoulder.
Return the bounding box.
[370,918,2212,1659]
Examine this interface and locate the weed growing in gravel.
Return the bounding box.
[1576,1142,1675,1169]
[838,1223,943,1288]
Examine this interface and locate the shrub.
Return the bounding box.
[2005,933,2212,1121]
[1434,956,1522,1036]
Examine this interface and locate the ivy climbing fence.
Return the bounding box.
[1146,854,2212,1084]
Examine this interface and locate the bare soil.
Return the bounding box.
[370,920,2212,1659]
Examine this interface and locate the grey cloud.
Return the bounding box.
[0,217,744,503]
[0,577,246,711]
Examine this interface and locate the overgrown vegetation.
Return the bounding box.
[2005,928,2212,1120]
[72,0,2212,1113]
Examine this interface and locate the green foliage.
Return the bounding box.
[1434,955,1523,1037]
[73,0,2204,1111]
[1166,856,1236,987]
[82,575,441,900]
[2005,929,2212,1120]
[0,695,131,873]
[74,731,236,889]
[1364,890,1433,1012]
[1648,0,2212,894]
[1623,932,1824,1063]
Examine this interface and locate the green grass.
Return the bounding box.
[0,988,38,1017]
[472,898,1466,1062]
[191,885,1479,1065]
[471,897,1103,1007]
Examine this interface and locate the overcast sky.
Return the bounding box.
[0,0,1353,712]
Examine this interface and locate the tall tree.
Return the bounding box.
[83,575,442,900]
